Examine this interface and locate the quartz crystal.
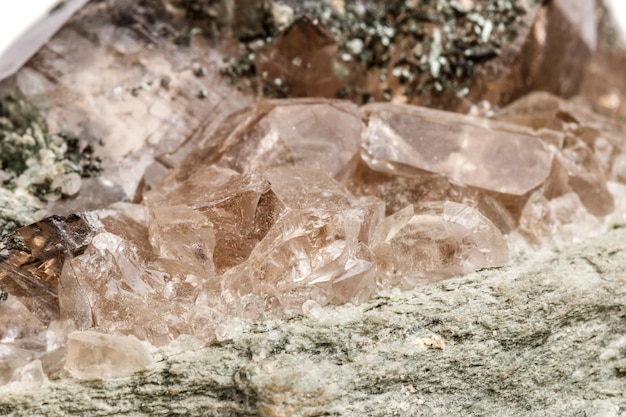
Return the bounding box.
[491,92,626,243]
[0,214,95,324]
[360,103,552,196]
[255,16,347,98]
[351,103,553,235]
[168,98,361,183]
[64,331,153,380]
[371,201,508,289]
[216,166,384,317]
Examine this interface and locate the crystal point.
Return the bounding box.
[255,16,346,98]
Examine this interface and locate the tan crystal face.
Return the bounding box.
[174,99,362,183]
[218,100,361,178]
[360,103,553,196]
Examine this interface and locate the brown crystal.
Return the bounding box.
[350,102,552,234]
[255,16,347,98]
[494,92,620,217]
[58,164,384,344]
[145,166,284,274]
[461,0,596,111]
[215,166,384,318]
[0,215,95,324]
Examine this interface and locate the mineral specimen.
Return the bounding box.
[1,0,624,389]
[3,86,626,385]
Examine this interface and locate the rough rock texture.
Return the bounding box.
[1,226,624,416]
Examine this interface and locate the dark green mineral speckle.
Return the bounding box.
[210,0,526,102]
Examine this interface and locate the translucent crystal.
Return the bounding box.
[351,103,552,234]
[0,297,72,385]
[371,201,508,288]
[545,142,615,216]
[346,160,522,234]
[8,360,48,388]
[58,165,384,344]
[169,99,362,183]
[216,166,384,318]
[59,211,202,346]
[361,103,552,196]
[64,331,153,380]
[145,166,284,274]
[494,92,619,217]
[516,190,604,245]
[0,214,95,324]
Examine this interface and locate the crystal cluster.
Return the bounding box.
[2,90,626,384]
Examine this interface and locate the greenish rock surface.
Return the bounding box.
[1,226,624,416]
[0,95,101,237]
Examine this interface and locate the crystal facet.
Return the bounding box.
[371,201,508,288]
[255,16,347,98]
[64,331,153,380]
[360,103,553,196]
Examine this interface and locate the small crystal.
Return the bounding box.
[494,92,618,217]
[60,211,201,346]
[371,201,508,288]
[64,331,153,380]
[0,214,95,324]
[146,166,284,274]
[255,16,347,97]
[8,360,48,388]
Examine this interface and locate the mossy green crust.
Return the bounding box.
[0,94,102,236]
